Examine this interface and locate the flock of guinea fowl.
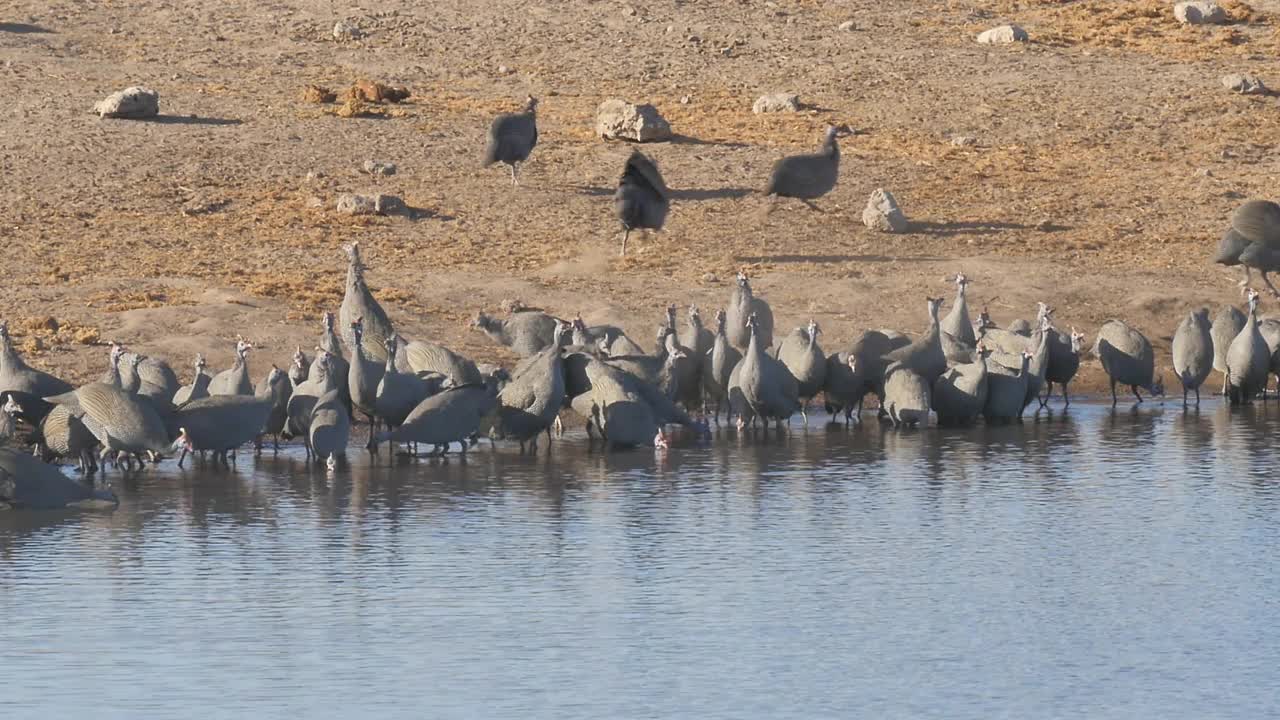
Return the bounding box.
[2,95,1280,507]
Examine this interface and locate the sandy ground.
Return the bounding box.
[3,0,1280,396]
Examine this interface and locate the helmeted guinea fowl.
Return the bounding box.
[931,345,990,426]
[316,311,352,414]
[987,314,1051,413]
[173,354,211,406]
[1042,327,1086,408]
[133,355,179,403]
[881,298,947,389]
[1225,288,1269,405]
[496,320,569,453]
[1218,200,1280,297]
[1172,308,1214,406]
[978,302,1052,355]
[255,365,293,452]
[615,150,670,256]
[941,273,976,347]
[374,334,438,447]
[339,243,396,366]
[56,382,172,469]
[822,353,863,425]
[100,343,127,387]
[375,381,499,455]
[731,313,800,428]
[984,351,1033,423]
[570,315,644,357]
[1008,319,1032,337]
[172,367,284,466]
[725,272,774,352]
[403,338,482,387]
[605,330,687,401]
[1211,304,1246,395]
[1093,319,1164,406]
[208,339,253,396]
[775,319,827,424]
[473,306,564,358]
[0,442,117,511]
[882,362,931,429]
[32,401,99,473]
[483,95,538,186]
[571,358,668,448]
[763,125,847,210]
[286,351,339,455]
[347,317,385,432]
[660,307,700,411]
[826,330,909,421]
[0,321,73,423]
[309,389,350,470]
[702,309,742,425]
[1257,317,1280,398]
[288,347,310,388]
[679,306,714,369]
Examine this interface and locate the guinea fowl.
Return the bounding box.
[941,273,976,347]
[763,125,847,211]
[571,358,670,448]
[987,315,1051,413]
[348,317,385,433]
[208,339,253,396]
[679,306,715,367]
[403,338,482,387]
[172,367,284,466]
[702,309,742,424]
[473,306,563,358]
[374,381,499,456]
[173,354,211,405]
[134,355,179,403]
[1225,288,1269,405]
[725,272,774,352]
[1042,328,1086,407]
[338,243,396,366]
[661,307,700,411]
[605,330,687,401]
[6,396,98,473]
[0,321,73,422]
[978,302,1052,355]
[496,320,569,453]
[255,365,293,451]
[1221,200,1280,297]
[309,389,350,470]
[374,334,437,448]
[822,353,863,425]
[775,319,827,424]
[571,315,643,357]
[57,382,172,470]
[932,346,990,426]
[483,95,538,186]
[882,362,931,428]
[1210,304,1246,395]
[286,351,339,454]
[1093,319,1164,406]
[1172,309,1214,406]
[828,330,909,419]
[882,298,947,388]
[984,351,1033,423]
[288,348,309,388]
[1257,317,1280,397]
[0,442,117,511]
[1008,319,1032,337]
[732,313,800,428]
[316,312,352,413]
[100,343,127,387]
[615,151,670,256]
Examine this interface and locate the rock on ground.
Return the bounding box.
[596,99,672,142]
[752,93,800,114]
[976,25,1028,44]
[337,193,404,216]
[1174,1,1227,24]
[361,160,397,176]
[333,20,362,40]
[863,188,908,233]
[1222,74,1267,95]
[93,87,159,119]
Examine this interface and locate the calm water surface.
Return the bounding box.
[2,400,1279,719]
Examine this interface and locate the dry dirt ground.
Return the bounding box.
[3,0,1280,396]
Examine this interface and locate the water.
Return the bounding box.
[3,400,1279,719]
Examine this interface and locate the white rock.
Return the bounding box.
[361,160,397,176]
[752,93,800,114]
[976,25,1028,44]
[333,20,362,40]
[838,20,856,31]
[92,86,159,119]
[950,135,977,147]
[596,99,672,142]
[862,189,908,233]
[1222,73,1267,95]
[1174,1,1227,24]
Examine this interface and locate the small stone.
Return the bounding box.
[752,92,800,114]
[93,86,160,119]
[595,99,672,142]
[701,272,719,283]
[680,95,691,104]
[838,20,856,31]
[1222,73,1267,95]
[976,25,1028,44]
[1195,167,1213,177]
[306,196,326,209]
[374,194,405,215]
[622,6,637,16]
[361,160,397,176]
[333,20,362,41]
[497,65,510,74]
[950,135,977,147]
[336,193,379,215]
[305,171,325,182]
[862,188,908,233]
[1174,1,1227,24]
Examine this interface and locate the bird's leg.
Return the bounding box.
[1110,379,1118,408]
[1183,387,1188,407]
[801,199,823,212]
[510,163,519,186]
[178,448,187,469]
[1195,386,1200,404]
[1262,271,1280,299]
[1239,266,1254,292]
[1133,386,1143,403]
[621,228,630,257]
[554,415,564,437]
